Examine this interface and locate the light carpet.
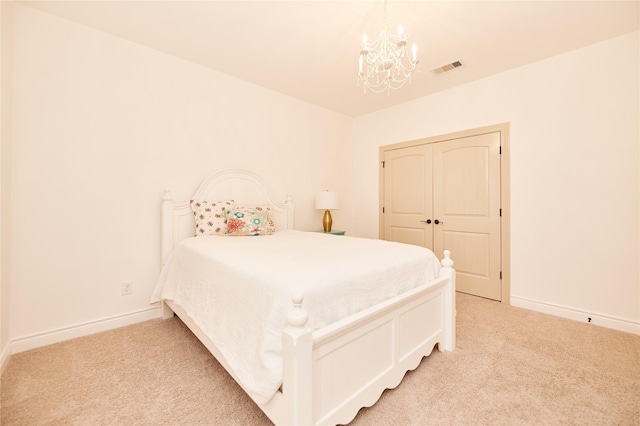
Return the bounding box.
[1,293,639,425]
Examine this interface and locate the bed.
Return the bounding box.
[152,169,456,425]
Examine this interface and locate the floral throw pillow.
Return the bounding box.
[226,206,275,236]
[191,200,235,236]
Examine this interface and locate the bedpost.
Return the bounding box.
[285,193,295,230]
[439,250,456,352]
[281,294,313,425]
[161,190,174,267]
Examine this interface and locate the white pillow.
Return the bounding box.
[190,200,235,236]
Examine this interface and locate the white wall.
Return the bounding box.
[9,4,353,346]
[353,31,639,332]
[0,0,14,369]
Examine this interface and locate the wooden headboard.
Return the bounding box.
[160,169,294,266]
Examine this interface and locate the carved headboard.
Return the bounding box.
[160,169,294,266]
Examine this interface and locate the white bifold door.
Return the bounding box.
[382,131,502,300]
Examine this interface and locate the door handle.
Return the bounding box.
[420,219,432,224]
[434,219,443,225]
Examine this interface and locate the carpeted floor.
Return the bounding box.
[1,293,639,425]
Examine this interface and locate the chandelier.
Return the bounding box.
[358,0,419,94]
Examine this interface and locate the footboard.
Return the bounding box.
[162,253,455,426]
[268,251,456,425]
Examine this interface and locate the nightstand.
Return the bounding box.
[316,230,346,236]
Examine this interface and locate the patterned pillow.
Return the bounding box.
[226,206,276,236]
[191,200,235,236]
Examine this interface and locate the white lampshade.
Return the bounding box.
[315,191,339,210]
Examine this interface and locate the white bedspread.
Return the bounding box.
[150,230,441,404]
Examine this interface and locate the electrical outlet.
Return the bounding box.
[122,281,133,295]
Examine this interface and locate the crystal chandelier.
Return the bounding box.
[358,0,419,94]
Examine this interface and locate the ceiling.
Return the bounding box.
[19,0,640,117]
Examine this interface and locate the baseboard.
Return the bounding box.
[511,296,640,335]
[10,306,162,355]
[0,340,11,376]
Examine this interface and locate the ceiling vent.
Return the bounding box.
[432,60,463,75]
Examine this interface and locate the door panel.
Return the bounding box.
[433,133,501,300]
[383,145,433,251]
[387,227,429,248]
[441,231,490,277]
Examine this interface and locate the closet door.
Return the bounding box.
[432,132,501,300]
[383,144,433,250]
[381,130,502,301]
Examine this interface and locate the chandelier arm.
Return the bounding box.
[357,0,418,94]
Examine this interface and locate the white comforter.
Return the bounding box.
[150,230,441,404]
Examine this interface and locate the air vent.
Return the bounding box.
[432,60,463,75]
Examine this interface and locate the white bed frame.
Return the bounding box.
[159,169,456,426]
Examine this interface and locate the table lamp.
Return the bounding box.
[315,190,339,232]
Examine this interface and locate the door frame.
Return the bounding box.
[379,123,511,304]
